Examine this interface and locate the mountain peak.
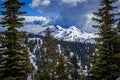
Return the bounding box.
[38,25,97,43]
[56,25,64,30]
[69,26,78,29]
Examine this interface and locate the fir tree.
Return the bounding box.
[64,48,73,79]
[35,28,59,80]
[55,55,68,80]
[89,0,120,80]
[70,54,80,80]
[117,21,120,33]
[0,0,31,80]
[64,48,85,80]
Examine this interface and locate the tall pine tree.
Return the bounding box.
[64,48,85,80]
[70,53,81,80]
[89,0,120,80]
[64,48,73,79]
[0,0,31,80]
[55,55,68,80]
[35,28,59,80]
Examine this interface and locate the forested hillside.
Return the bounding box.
[28,33,95,70]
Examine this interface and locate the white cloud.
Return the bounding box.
[29,0,99,30]
[30,0,86,8]
[20,25,46,33]
[23,16,51,24]
[30,0,50,8]
[82,13,98,33]
[18,16,52,33]
[0,16,51,33]
[41,0,50,6]
[61,0,86,6]
[30,0,40,8]
[118,0,120,12]
[118,9,120,12]
[118,0,120,3]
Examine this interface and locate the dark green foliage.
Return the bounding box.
[117,21,120,32]
[35,28,59,80]
[71,54,80,79]
[64,48,73,79]
[55,55,68,80]
[64,48,86,80]
[89,0,120,80]
[0,0,31,80]
[58,40,95,69]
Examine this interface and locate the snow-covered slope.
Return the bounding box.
[39,25,97,43]
[28,37,43,70]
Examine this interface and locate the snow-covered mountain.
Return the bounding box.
[22,16,98,43]
[39,25,97,43]
[0,16,97,43]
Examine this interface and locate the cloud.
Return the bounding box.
[30,0,50,8]
[20,24,46,33]
[118,9,120,12]
[30,0,99,32]
[41,0,51,6]
[23,16,52,24]
[117,0,120,12]
[19,16,53,33]
[82,13,98,33]
[61,0,86,6]
[0,16,52,33]
[118,0,120,4]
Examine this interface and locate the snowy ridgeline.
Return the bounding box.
[22,16,98,43]
[38,25,98,44]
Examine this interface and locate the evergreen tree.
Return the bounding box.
[0,0,31,80]
[117,21,120,33]
[64,48,73,79]
[70,54,81,80]
[64,48,85,80]
[89,0,120,80]
[55,55,68,80]
[35,28,59,80]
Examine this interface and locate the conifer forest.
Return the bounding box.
[0,0,120,80]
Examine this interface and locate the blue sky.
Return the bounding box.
[0,0,58,17]
[20,0,41,16]
[0,0,120,33]
[19,0,59,17]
